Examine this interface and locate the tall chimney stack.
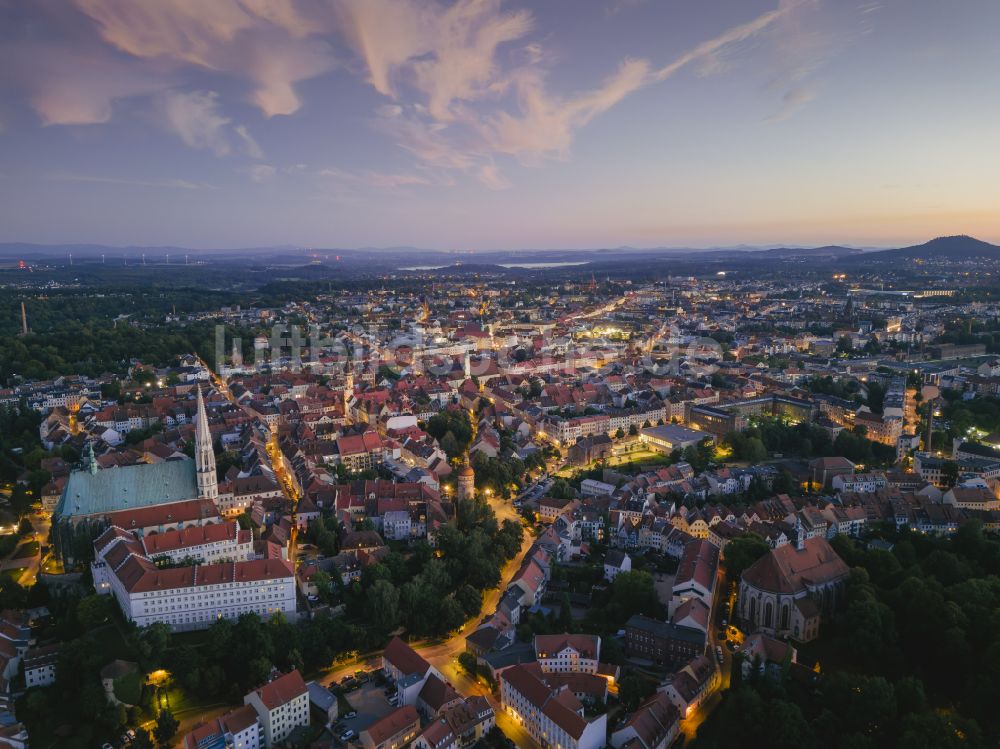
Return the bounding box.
[20,302,28,336]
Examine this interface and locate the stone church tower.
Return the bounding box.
[195,386,218,501]
[456,462,475,501]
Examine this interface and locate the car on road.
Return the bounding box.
[339,729,355,742]
[344,711,357,719]
[101,744,114,749]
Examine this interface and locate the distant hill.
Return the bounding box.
[862,235,1000,261]
[755,245,862,259]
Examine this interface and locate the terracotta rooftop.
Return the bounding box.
[249,669,307,711]
[741,537,849,595]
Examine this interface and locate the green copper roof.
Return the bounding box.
[56,459,199,519]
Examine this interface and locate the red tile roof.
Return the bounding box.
[383,636,430,677]
[123,558,293,593]
[534,633,599,660]
[142,520,239,555]
[741,537,848,595]
[250,669,307,711]
[362,705,419,746]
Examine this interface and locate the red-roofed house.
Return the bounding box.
[244,669,309,747]
[359,705,420,749]
[383,637,439,707]
[500,663,606,749]
[610,691,679,749]
[534,634,601,675]
[183,704,261,749]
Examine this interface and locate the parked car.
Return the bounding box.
[344,711,357,719]
[339,729,356,742]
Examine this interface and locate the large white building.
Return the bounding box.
[534,634,601,675]
[137,520,253,565]
[91,527,295,632]
[500,663,606,749]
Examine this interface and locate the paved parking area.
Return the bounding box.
[338,682,396,737]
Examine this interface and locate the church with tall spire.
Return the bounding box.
[195,386,218,501]
[55,386,223,538]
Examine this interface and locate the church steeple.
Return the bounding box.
[85,441,98,475]
[195,386,218,501]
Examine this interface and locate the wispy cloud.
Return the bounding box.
[235,124,265,159]
[48,173,216,190]
[72,0,335,117]
[358,1,793,187]
[4,0,865,184]
[765,85,817,122]
[159,90,232,156]
[759,0,881,124]
[319,167,434,189]
[3,42,165,126]
[248,164,277,183]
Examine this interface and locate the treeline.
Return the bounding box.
[725,417,896,466]
[694,521,1000,748]
[425,409,473,459]
[0,402,56,498]
[17,597,363,748]
[0,320,247,382]
[343,497,523,643]
[941,394,1000,441]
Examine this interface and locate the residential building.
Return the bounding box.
[603,549,631,582]
[659,655,719,717]
[624,615,705,669]
[243,670,310,748]
[22,644,59,689]
[183,705,261,749]
[668,539,718,618]
[382,637,437,707]
[534,634,601,675]
[358,705,421,749]
[610,692,680,749]
[500,663,607,749]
